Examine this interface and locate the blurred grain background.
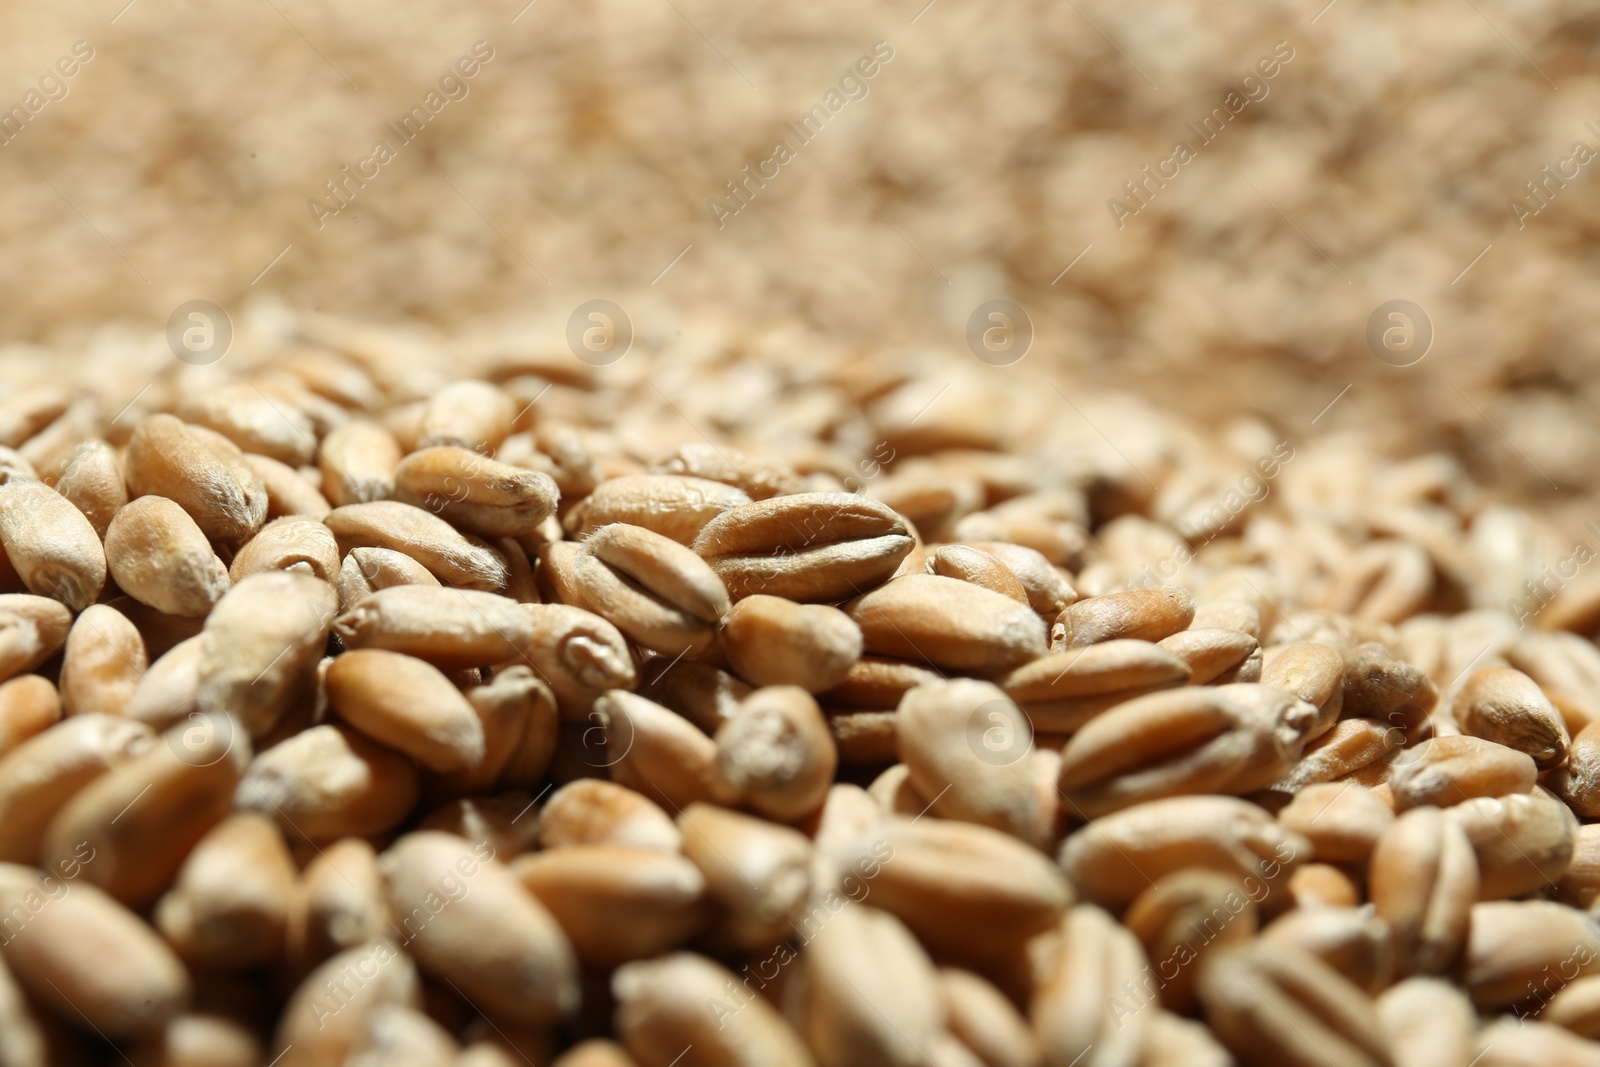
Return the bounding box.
[0,0,1597,497]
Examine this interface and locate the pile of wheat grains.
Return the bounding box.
[0,309,1596,1067]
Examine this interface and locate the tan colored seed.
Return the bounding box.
[1269,717,1403,792]
[229,515,341,584]
[612,952,815,1067]
[175,382,315,466]
[821,654,942,709]
[420,667,556,798]
[1192,597,1262,640]
[1387,735,1538,810]
[125,635,202,730]
[1538,973,1600,1039]
[538,779,681,853]
[480,668,561,794]
[235,723,420,842]
[1139,1012,1233,1067]
[1341,643,1438,744]
[1259,906,1395,994]
[566,473,751,545]
[105,496,230,617]
[712,685,838,823]
[336,545,441,607]
[0,387,68,449]
[676,801,813,952]
[1557,823,1600,914]
[848,574,1048,673]
[547,1039,640,1067]
[1197,942,1394,1067]
[694,491,915,602]
[1322,539,1433,625]
[896,679,1040,843]
[599,690,718,811]
[325,649,486,773]
[1452,666,1570,770]
[1285,862,1364,911]
[379,831,579,1023]
[649,441,806,501]
[522,424,600,504]
[1158,627,1259,685]
[999,640,1191,702]
[1475,1017,1600,1067]
[0,863,189,1039]
[319,419,402,508]
[393,445,558,538]
[0,595,72,683]
[519,604,638,718]
[342,1003,462,1065]
[938,967,1042,1067]
[1277,782,1394,864]
[721,594,862,693]
[1059,796,1308,912]
[173,379,309,463]
[60,603,147,717]
[536,537,585,604]
[15,397,94,481]
[1370,806,1478,977]
[844,816,1069,964]
[514,845,707,967]
[1261,641,1346,737]
[153,812,297,968]
[1508,630,1600,733]
[1549,720,1600,818]
[1461,899,1600,1010]
[1374,979,1476,1067]
[801,903,943,1067]
[1053,585,1195,648]
[0,675,61,758]
[930,543,1029,603]
[40,712,249,908]
[0,474,106,610]
[0,446,39,484]
[1446,789,1577,900]
[273,941,419,1067]
[1057,684,1318,818]
[245,452,333,520]
[1031,904,1153,1067]
[285,838,389,972]
[960,540,1079,618]
[124,414,268,543]
[868,761,928,816]
[326,501,509,591]
[418,379,514,453]
[1123,869,1258,1013]
[0,713,153,863]
[335,586,533,669]
[0,952,46,1067]
[195,571,337,739]
[53,438,127,538]
[572,523,730,656]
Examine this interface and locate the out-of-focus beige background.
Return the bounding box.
[1,0,1597,496]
